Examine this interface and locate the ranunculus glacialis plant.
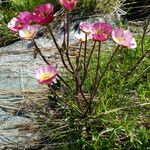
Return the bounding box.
[7,1,140,117]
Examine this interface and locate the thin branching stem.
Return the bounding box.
[86,42,101,114]
[57,74,72,91]
[76,42,82,72]
[74,41,89,112]
[91,42,101,95]
[32,39,50,65]
[86,41,97,70]
[88,45,120,114]
[75,73,88,113]
[62,14,67,49]
[47,25,61,51]
[75,76,82,111]
[66,12,70,48]
[48,85,83,115]
[47,25,73,74]
[99,45,120,81]
[32,39,72,90]
[81,41,97,86]
[83,34,88,72]
[79,85,88,105]
[65,12,75,72]
[94,45,120,92]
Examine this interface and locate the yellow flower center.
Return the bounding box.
[39,11,47,18]
[96,29,101,34]
[24,31,34,38]
[39,72,52,81]
[116,36,125,41]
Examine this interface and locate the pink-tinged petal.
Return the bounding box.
[90,22,112,42]
[112,28,137,49]
[18,11,32,24]
[19,25,38,40]
[59,0,77,11]
[8,18,19,32]
[112,28,124,38]
[8,12,32,32]
[90,34,108,42]
[8,17,25,32]
[35,66,58,85]
[124,30,133,41]
[79,22,92,34]
[112,29,123,45]
[128,38,137,48]
[38,78,54,84]
[33,3,54,26]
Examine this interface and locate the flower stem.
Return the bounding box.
[48,84,83,115]
[87,45,120,114]
[32,39,72,90]
[47,25,61,51]
[47,25,73,74]
[99,45,120,81]
[83,34,88,72]
[87,42,101,113]
[32,39,50,65]
[57,74,72,91]
[66,12,70,48]
[65,12,75,72]
[76,42,82,72]
[81,41,96,86]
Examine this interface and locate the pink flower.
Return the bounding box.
[90,22,112,42]
[8,17,23,32]
[33,3,54,26]
[112,28,137,49]
[18,11,32,24]
[79,22,92,34]
[8,11,32,32]
[19,25,38,40]
[59,0,77,11]
[35,66,58,85]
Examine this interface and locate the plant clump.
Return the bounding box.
[7,0,150,149]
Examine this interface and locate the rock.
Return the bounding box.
[123,0,150,20]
